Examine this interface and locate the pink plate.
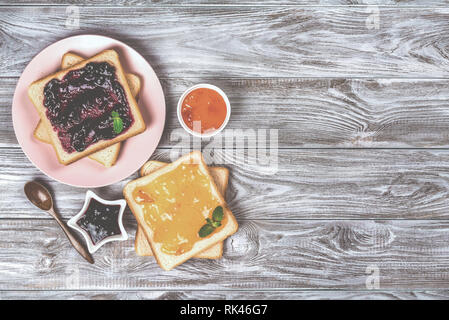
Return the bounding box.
[12,35,166,188]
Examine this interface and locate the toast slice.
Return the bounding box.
[124,151,238,270]
[28,49,146,165]
[32,52,142,167]
[135,160,227,259]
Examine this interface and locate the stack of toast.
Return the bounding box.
[124,151,238,270]
[28,49,146,166]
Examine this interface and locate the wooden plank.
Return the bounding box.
[2,1,449,7]
[3,148,449,220]
[2,7,449,78]
[2,290,449,300]
[4,77,449,149]
[1,219,449,290]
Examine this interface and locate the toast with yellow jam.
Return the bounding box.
[124,151,238,270]
[135,160,227,259]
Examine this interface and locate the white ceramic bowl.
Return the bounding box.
[177,84,231,138]
[67,190,128,253]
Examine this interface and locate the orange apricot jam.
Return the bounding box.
[132,163,226,255]
[181,88,227,134]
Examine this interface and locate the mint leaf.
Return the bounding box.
[212,206,224,222]
[199,206,224,238]
[198,224,215,238]
[211,221,222,228]
[112,113,123,134]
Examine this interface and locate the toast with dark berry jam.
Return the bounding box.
[28,49,146,165]
[32,52,142,167]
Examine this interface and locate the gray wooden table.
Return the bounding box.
[2,0,449,300]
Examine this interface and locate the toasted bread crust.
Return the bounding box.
[33,120,121,167]
[28,49,146,165]
[61,52,141,97]
[124,151,238,270]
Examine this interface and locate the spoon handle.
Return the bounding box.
[49,208,94,264]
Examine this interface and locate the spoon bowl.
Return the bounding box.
[23,180,94,264]
[24,181,53,211]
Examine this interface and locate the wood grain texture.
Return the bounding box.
[2,290,449,300]
[2,7,449,78]
[1,219,449,290]
[3,77,449,149]
[3,1,449,7]
[3,148,449,220]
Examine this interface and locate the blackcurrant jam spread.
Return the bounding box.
[76,198,122,245]
[43,62,134,153]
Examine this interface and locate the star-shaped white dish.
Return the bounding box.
[68,190,128,253]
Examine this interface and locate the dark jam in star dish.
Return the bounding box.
[43,62,134,153]
[76,198,122,245]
